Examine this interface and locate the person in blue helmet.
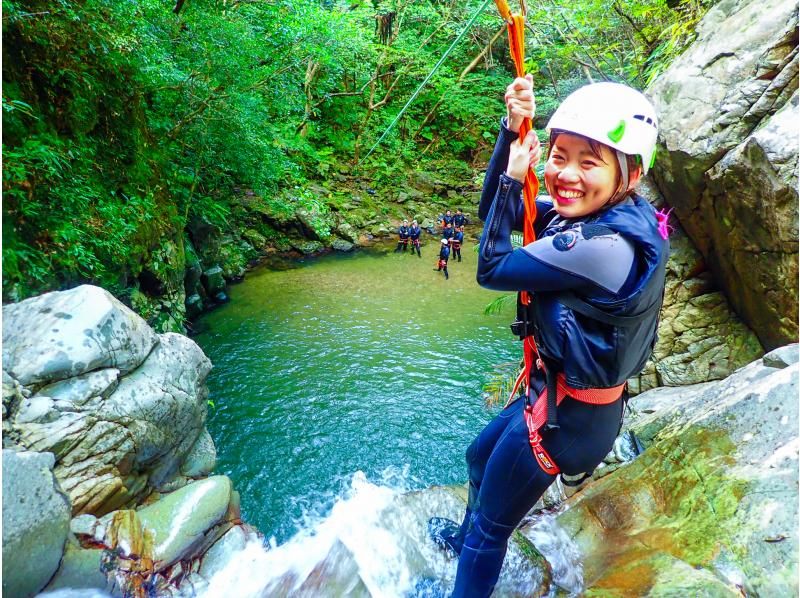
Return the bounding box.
[428,75,669,597]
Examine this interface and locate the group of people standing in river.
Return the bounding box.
[393,209,469,281]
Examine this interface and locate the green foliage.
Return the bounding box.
[3,0,706,302]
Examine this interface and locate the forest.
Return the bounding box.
[3,0,709,307]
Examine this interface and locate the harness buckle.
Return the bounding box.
[510,319,531,339]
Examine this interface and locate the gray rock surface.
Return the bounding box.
[2,285,158,386]
[648,0,798,349]
[180,428,217,478]
[536,344,799,596]
[629,179,763,393]
[135,476,233,570]
[42,538,116,596]
[198,525,255,580]
[2,449,71,598]
[5,286,214,518]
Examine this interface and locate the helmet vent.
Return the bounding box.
[633,114,657,128]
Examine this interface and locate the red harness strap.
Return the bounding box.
[506,339,625,475]
[523,372,625,475]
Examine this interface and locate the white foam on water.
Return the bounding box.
[522,510,584,596]
[200,470,413,597]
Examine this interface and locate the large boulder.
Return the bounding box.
[4,285,213,517]
[648,0,798,349]
[2,285,158,386]
[532,345,799,596]
[2,449,71,598]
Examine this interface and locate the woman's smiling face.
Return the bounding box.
[544,133,619,219]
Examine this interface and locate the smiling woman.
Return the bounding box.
[432,77,670,597]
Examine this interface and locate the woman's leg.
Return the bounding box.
[444,398,527,555]
[452,397,624,598]
[452,407,555,598]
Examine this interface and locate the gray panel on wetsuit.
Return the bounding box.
[521,224,635,294]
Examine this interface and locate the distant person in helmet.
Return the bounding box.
[409,219,422,257]
[440,209,454,229]
[395,219,410,252]
[451,227,464,262]
[442,221,454,242]
[435,238,450,279]
[429,75,669,597]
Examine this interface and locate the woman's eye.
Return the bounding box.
[582,160,598,167]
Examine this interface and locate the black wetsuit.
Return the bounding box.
[409,225,422,257]
[395,225,410,252]
[437,245,450,279]
[445,118,668,598]
[451,230,464,262]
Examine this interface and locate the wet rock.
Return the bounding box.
[295,207,329,241]
[551,345,799,596]
[2,449,71,598]
[648,0,798,348]
[201,266,226,296]
[180,428,217,478]
[331,238,355,252]
[136,476,233,570]
[198,525,258,581]
[393,485,551,597]
[213,291,230,304]
[2,285,158,386]
[185,293,204,319]
[334,221,359,244]
[291,239,324,255]
[242,228,267,249]
[763,343,800,369]
[42,538,115,596]
[183,236,203,298]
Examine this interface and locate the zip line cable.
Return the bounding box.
[360,0,494,164]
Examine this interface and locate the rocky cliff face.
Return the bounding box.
[1,285,257,597]
[648,0,798,349]
[522,344,799,596]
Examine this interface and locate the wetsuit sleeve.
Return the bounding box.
[479,118,521,224]
[477,174,636,294]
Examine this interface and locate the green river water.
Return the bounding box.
[194,241,518,544]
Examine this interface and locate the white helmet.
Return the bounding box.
[546,82,658,178]
[441,238,449,244]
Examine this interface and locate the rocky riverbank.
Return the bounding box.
[2,285,258,597]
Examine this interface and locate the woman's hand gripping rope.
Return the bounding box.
[506,129,541,184]
[504,74,535,133]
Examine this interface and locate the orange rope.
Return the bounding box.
[495,1,541,406]
[495,5,540,303]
